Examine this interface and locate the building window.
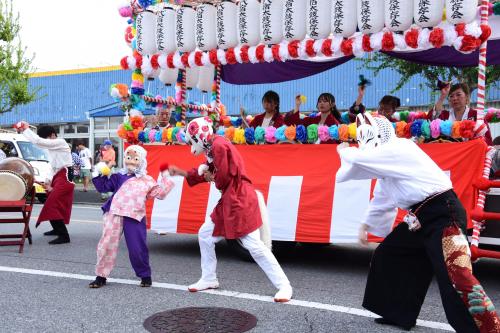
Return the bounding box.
[77,124,89,133]
[64,124,76,134]
[94,118,107,130]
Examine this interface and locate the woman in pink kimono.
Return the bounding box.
[89,145,174,288]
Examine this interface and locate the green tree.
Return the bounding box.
[0,0,38,114]
[360,53,500,96]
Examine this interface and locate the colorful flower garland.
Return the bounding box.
[123,119,487,145]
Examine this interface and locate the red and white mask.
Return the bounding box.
[185,117,214,156]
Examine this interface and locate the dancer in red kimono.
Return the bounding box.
[17,121,74,244]
[169,117,293,302]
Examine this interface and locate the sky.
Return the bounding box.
[13,0,130,72]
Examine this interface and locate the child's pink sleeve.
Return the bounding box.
[147,177,174,200]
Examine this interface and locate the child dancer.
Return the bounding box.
[89,145,173,288]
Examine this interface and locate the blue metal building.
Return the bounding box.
[1,60,499,127]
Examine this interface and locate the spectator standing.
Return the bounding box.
[240,90,284,129]
[71,149,83,181]
[78,142,93,192]
[285,93,341,127]
[428,83,492,145]
[99,140,116,200]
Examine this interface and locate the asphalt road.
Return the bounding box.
[0,204,499,332]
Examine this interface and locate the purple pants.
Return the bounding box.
[123,217,151,278]
[95,214,151,279]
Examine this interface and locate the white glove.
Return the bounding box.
[198,163,210,176]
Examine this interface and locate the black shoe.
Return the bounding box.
[89,276,107,288]
[43,230,58,236]
[374,318,414,331]
[140,277,152,287]
[48,235,70,245]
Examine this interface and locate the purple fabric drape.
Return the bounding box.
[221,57,354,85]
[220,40,499,84]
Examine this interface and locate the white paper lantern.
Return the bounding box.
[414,0,445,28]
[216,1,239,49]
[159,68,178,86]
[136,10,158,55]
[261,0,284,45]
[357,0,385,34]
[185,67,199,90]
[307,0,332,40]
[197,65,215,93]
[196,3,217,51]
[446,0,476,25]
[332,0,358,38]
[176,6,196,52]
[385,0,414,32]
[157,6,176,55]
[282,0,307,41]
[238,0,262,46]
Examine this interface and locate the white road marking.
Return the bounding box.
[0,265,454,331]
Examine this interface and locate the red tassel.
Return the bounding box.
[429,28,444,48]
[150,54,160,69]
[194,51,204,66]
[321,39,333,57]
[381,32,395,51]
[209,49,219,65]
[340,38,353,56]
[240,45,250,63]
[271,44,282,61]
[134,54,143,69]
[455,23,466,37]
[181,52,190,67]
[479,24,491,43]
[305,39,316,57]
[362,35,373,52]
[405,28,419,49]
[460,35,481,52]
[256,45,266,62]
[226,48,237,64]
[120,57,129,70]
[167,54,175,68]
[288,40,300,58]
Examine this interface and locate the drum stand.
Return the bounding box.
[0,187,34,253]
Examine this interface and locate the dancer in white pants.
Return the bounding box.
[197,220,290,297]
[169,117,293,302]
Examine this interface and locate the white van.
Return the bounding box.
[0,130,52,202]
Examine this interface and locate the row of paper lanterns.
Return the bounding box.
[155,65,215,92]
[136,0,478,56]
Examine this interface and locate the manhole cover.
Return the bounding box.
[143,307,257,333]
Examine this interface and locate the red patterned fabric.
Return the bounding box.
[442,225,500,333]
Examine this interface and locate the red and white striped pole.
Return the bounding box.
[214,64,222,122]
[471,147,496,248]
[180,69,187,127]
[476,0,490,121]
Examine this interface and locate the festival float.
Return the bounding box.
[113,0,500,260]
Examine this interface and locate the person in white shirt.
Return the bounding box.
[336,114,500,332]
[17,122,74,245]
[77,142,93,192]
[0,149,6,161]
